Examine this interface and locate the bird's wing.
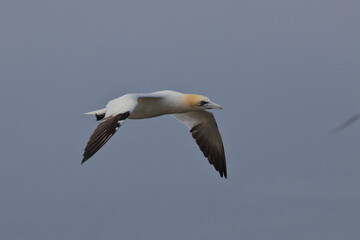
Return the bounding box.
[82,95,143,163]
[82,94,166,163]
[82,94,167,163]
[82,112,130,163]
[172,111,227,178]
[137,96,164,104]
[331,113,360,134]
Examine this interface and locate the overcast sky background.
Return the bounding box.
[1,0,360,239]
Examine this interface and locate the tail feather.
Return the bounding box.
[84,108,107,121]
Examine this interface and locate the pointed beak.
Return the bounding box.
[205,101,223,109]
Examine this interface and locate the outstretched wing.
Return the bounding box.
[331,113,360,134]
[82,94,165,164]
[173,111,227,178]
[82,112,130,163]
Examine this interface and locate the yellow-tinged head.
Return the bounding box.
[184,94,222,110]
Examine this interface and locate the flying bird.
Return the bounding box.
[82,90,227,178]
[331,113,360,134]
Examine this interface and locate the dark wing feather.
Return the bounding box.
[173,111,227,178]
[82,112,130,163]
[331,113,360,134]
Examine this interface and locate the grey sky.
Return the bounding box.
[1,0,360,239]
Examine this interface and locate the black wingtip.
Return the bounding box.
[81,156,88,165]
[220,171,227,179]
[81,112,131,165]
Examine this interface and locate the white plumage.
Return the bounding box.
[82,90,227,178]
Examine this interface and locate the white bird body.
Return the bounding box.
[82,90,227,178]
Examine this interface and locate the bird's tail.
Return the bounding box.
[83,108,107,121]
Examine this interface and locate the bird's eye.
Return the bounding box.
[200,101,208,106]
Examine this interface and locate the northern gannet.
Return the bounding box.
[82,90,227,178]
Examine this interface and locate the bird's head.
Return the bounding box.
[184,94,223,110]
